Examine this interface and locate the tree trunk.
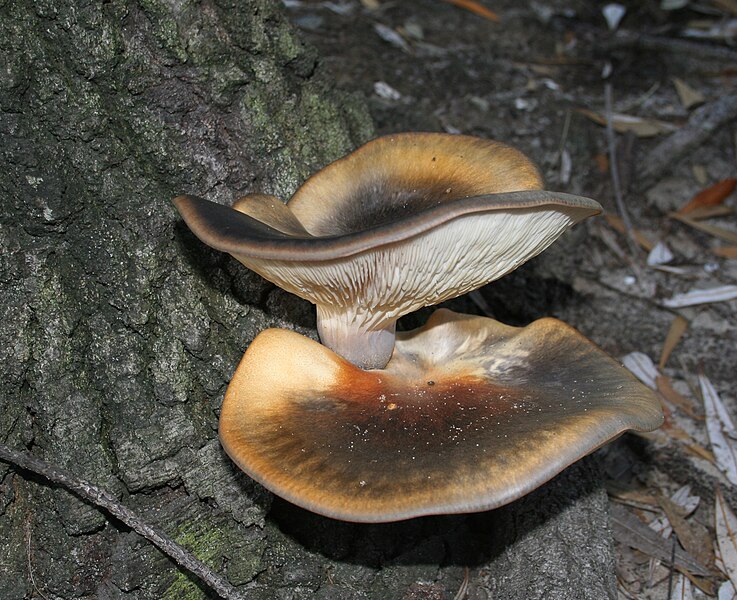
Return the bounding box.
[0,1,615,598]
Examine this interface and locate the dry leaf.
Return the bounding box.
[660,315,689,369]
[670,573,693,600]
[360,0,381,9]
[678,178,737,215]
[578,108,677,137]
[719,579,737,600]
[607,482,659,511]
[701,373,737,485]
[672,212,737,244]
[685,205,734,220]
[663,285,737,308]
[610,503,711,576]
[673,78,705,109]
[442,0,500,22]
[659,494,714,568]
[657,376,700,419]
[684,572,717,596]
[650,485,701,536]
[622,352,658,389]
[605,214,656,251]
[714,246,737,259]
[716,488,737,590]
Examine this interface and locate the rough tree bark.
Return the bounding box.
[0,1,615,598]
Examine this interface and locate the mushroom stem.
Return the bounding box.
[316,306,396,370]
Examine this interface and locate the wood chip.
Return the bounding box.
[610,503,712,576]
[660,315,689,369]
[716,488,737,590]
[678,178,737,215]
[701,373,737,485]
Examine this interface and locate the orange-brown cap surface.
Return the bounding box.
[219,309,663,522]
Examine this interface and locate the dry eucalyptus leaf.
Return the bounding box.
[657,376,699,419]
[604,214,656,251]
[622,352,659,389]
[701,373,737,485]
[672,213,737,245]
[663,286,737,308]
[659,494,714,568]
[659,315,689,370]
[578,108,677,137]
[611,503,711,576]
[670,573,694,600]
[716,488,737,589]
[719,579,737,600]
[442,0,500,22]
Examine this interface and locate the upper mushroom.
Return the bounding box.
[174,132,602,369]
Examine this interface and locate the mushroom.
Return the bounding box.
[174,132,602,369]
[219,309,663,522]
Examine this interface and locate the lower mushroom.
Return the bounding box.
[219,309,663,522]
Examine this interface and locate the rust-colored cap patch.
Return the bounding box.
[219,309,663,522]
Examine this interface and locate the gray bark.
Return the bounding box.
[0,1,615,598]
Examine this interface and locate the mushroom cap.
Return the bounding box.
[219,309,663,523]
[174,133,601,330]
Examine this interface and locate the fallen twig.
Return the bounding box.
[638,94,737,187]
[0,444,244,600]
